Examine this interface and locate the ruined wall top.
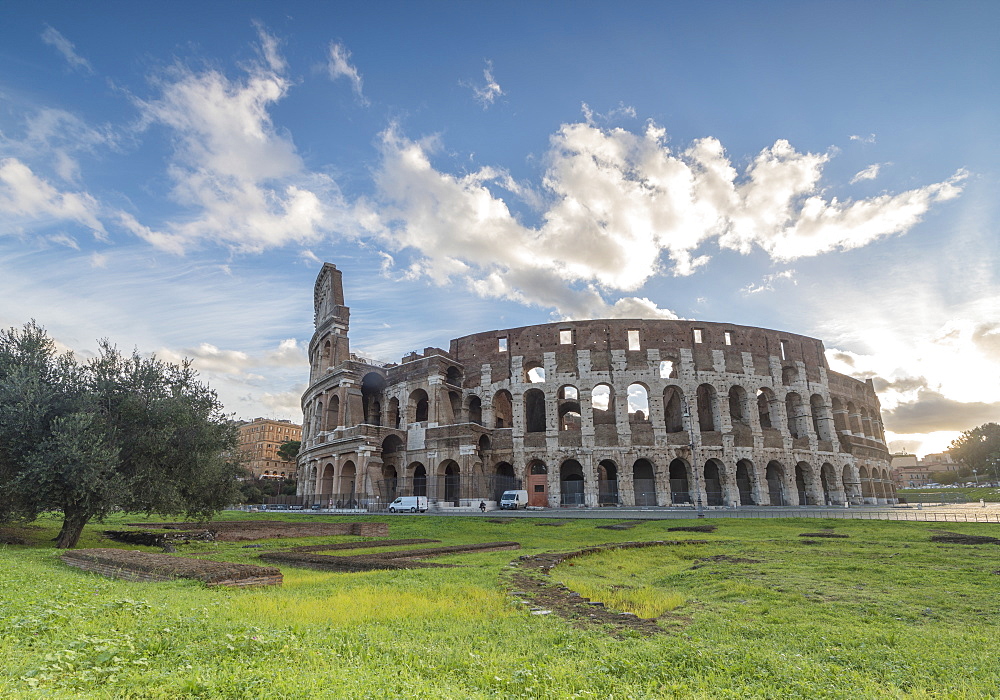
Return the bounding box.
[313,263,349,330]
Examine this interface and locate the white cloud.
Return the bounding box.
[133,27,349,254]
[850,163,882,184]
[364,122,962,318]
[741,269,797,295]
[0,157,106,237]
[327,41,367,105]
[849,133,876,144]
[469,60,504,108]
[40,25,93,74]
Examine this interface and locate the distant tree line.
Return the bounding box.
[945,422,1000,484]
[0,322,243,548]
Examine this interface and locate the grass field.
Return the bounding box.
[2,512,999,698]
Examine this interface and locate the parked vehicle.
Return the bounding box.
[388,496,428,513]
[499,490,529,510]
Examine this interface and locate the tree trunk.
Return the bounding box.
[55,509,91,549]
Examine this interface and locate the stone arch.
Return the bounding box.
[794,462,815,505]
[831,397,848,434]
[493,461,516,502]
[659,357,679,379]
[524,360,545,384]
[757,388,775,429]
[668,458,691,505]
[859,465,873,500]
[696,384,717,432]
[327,396,340,430]
[410,389,429,423]
[361,372,386,425]
[842,464,860,503]
[663,385,685,433]
[468,395,483,425]
[321,339,332,370]
[558,385,582,431]
[447,390,462,423]
[765,461,786,506]
[380,463,399,503]
[627,383,650,420]
[591,383,616,425]
[634,458,657,506]
[478,434,491,453]
[439,459,461,505]
[820,462,838,505]
[446,365,462,386]
[339,461,357,506]
[598,459,619,505]
[559,459,585,506]
[785,392,804,438]
[408,461,427,496]
[319,463,335,496]
[387,397,401,429]
[728,385,749,423]
[735,459,756,505]
[524,388,547,433]
[810,394,831,441]
[493,390,513,428]
[704,459,725,506]
[847,402,862,434]
[526,459,548,507]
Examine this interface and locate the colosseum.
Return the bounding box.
[297,263,896,510]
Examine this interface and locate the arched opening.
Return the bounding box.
[598,459,619,505]
[319,463,335,496]
[728,385,749,423]
[410,389,429,423]
[592,384,615,425]
[794,462,812,505]
[659,358,678,379]
[361,372,386,425]
[820,462,836,504]
[704,460,724,506]
[446,366,462,386]
[493,462,516,502]
[321,339,332,370]
[327,395,340,430]
[558,385,582,431]
[524,388,547,433]
[782,365,798,386]
[785,392,803,438]
[757,388,774,429]
[831,398,847,434]
[448,390,462,423]
[314,401,323,434]
[811,394,830,441]
[735,459,755,505]
[634,459,657,506]
[468,395,483,425]
[493,390,513,428]
[409,462,427,497]
[339,461,357,507]
[380,464,398,503]
[859,466,873,500]
[765,461,786,506]
[387,397,400,429]
[696,384,716,432]
[560,459,585,506]
[842,465,860,503]
[627,383,650,421]
[524,361,545,384]
[527,460,548,507]
[668,459,690,504]
[478,434,491,454]
[663,386,685,433]
[440,460,461,505]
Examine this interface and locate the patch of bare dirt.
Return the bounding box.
[799,531,849,538]
[930,532,1000,545]
[596,520,645,531]
[506,540,707,638]
[61,548,281,587]
[666,524,717,533]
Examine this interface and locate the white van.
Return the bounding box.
[388,496,428,513]
[499,490,529,510]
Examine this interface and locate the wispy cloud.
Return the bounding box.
[741,269,796,295]
[849,133,876,144]
[850,163,884,184]
[327,41,368,105]
[0,157,106,237]
[40,25,93,74]
[468,60,504,109]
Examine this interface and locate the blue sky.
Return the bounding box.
[2,1,997,456]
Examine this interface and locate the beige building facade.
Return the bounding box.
[237,417,302,479]
[298,263,896,509]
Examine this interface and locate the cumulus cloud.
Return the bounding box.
[158,338,307,382]
[364,121,962,318]
[850,163,882,184]
[0,157,106,237]
[327,41,367,104]
[468,60,504,108]
[882,389,1000,433]
[133,27,348,254]
[41,25,93,74]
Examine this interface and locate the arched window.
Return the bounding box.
[387,397,400,429]
[785,392,803,438]
[696,384,716,432]
[757,388,774,429]
[410,389,429,423]
[558,385,581,431]
[468,395,483,425]
[524,361,545,384]
[659,358,678,379]
[361,373,385,425]
[524,388,546,433]
[627,383,650,422]
[810,394,830,441]
[327,396,340,430]
[663,386,685,433]
[592,384,615,425]
[728,386,749,423]
[446,366,462,386]
[560,459,585,506]
[493,390,513,428]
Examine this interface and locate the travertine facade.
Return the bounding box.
[298,263,895,509]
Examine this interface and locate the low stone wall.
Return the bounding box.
[61,548,283,587]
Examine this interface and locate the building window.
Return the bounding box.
[724,331,733,346]
[559,329,573,345]
[693,329,703,344]
[627,329,640,351]
[498,337,508,353]
[780,340,789,360]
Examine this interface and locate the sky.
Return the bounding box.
[1,1,998,458]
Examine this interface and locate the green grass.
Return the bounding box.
[2,513,999,698]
